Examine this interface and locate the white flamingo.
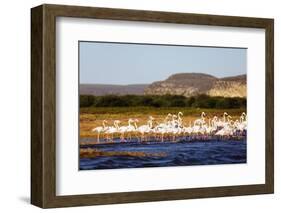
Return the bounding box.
[157,113,171,129]
[194,112,206,126]
[105,120,120,142]
[232,112,247,133]
[171,114,179,127]
[183,121,193,135]
[240,112,247,130]
[119,118,135,142]
[92,120,108,143]
[137,116,154,142]
[155,114,172,142]
[220,125,234,137]
[215,117,234,138]
[155,125,168,142]
[92,111,247,143]
[171,125,182,141]
[165,113,172,122]
[204,119,214,135]
[177,112,183,127]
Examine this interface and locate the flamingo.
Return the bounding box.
[215,117,234,138]
[223,112,229,123]
[192,122,201,135]
[232,113,247,135]
[211,117,218,132]
[105,120,120,142]
[194,112,206,126]
[92,120,108,143]
[183,121,193,136]
[241,112,247,120]
[132,119,141,141]
[215,112,228,128]
[171,114,178,127]
[177,112,183,127]
[90,111,247,143]
[155,115,172,142]
[126,119,138,141]
[155,125,168,142]
[240,112,247,130]
[137,116,154,142]
[157,114,171,129]
[204,119,213,136]
[165,113,172,122]
[210,116,218,130]
[171,125,182,142]
[119,118,135,142]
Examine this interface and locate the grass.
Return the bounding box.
[80,106,246,138]
[80,148,167,158]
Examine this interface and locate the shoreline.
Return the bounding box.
[80,136,246,146]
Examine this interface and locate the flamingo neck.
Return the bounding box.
[240,116,243,123]
[212,120,215,127]
[178,113,182,119]
[148,120,153,128]
[114,122,119,129]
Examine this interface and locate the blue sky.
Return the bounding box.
[79,41,246,85]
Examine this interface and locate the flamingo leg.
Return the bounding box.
[97,132,100,143]
[120,133,125,142]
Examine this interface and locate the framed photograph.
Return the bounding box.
[31,4,274,208]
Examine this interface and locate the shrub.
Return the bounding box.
[79,94,246,109]
[79,95,96,107]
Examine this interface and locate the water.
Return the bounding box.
[79,140,246,170]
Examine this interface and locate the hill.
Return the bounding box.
[144,73,246,97]
[80,73,246,98]
[80,84,148,96]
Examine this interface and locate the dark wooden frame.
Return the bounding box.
[31,4,274,208]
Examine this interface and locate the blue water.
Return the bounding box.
[79,140,246,170]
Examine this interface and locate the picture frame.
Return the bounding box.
[31,4,274,208]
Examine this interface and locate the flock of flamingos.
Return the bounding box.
[92,112,247,143]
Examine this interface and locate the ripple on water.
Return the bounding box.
[79,140,246,170]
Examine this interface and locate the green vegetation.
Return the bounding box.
[80,94,246,109]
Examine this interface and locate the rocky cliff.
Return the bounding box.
[144,73,246,97]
